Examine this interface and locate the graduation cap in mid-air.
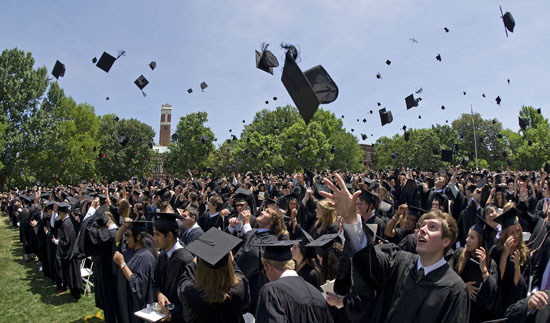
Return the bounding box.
[544,162,550,174]
[495,96,502,105]
[255,43,279,75]
[149,61,157,70]
[281,45,338,124]
[441,149,453,163]
[518,117,528,130]
[436,54,442,62]
[405,94,421,109]
[117,134,129,147]
[171,133,179,142]
[361,133,367,140]
[200,81,208,91]
[500,6,515,37]
[51,60,66,79]
[379,108,393,126]
[95,51,119,73]
[134,75,149,97]
[187,88,193,94]
[386,59,391,65]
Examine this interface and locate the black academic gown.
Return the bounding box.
[256,274,333,323]
[36,214,52,280]
[85,223,120,323]
[57,216,81,290]
[351,239,470,323]
[234,229,278,315]
[198,212,228,232]
[178,262,250,323]
[180,226,204,246]
[449,248,498,322]
[490,246,528,319]
[153,247,194,322]
[116,247,156,323]
[504,290,550,323]
[297,264,320,290]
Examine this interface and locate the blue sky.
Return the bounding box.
[2,0,549,145]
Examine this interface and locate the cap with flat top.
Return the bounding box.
[117,135,129,147]
[185,228,242,269]
[441,149,453,163]
[379,108,393,126]
[134,75,149,96]
[493,207,520,230]
[149,61,157,70]
[255,44,279,75]
[96,52,117,73]
[252,239,300,262]
[56,202,71,213]
[281,47,338,124]
[52,60,66,79]
[405,94,420,110]
[153,212,182,231]
[306,232,340,249]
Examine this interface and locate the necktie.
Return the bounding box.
[417,267,425,283]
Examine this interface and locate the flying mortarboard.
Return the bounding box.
[281,46,338,124]
[117,134,129,147]
[518,117,527,130]
[495,96,502,105]
[149,61,157,70]
[51,60,66,79]
[386,59,391,65]
[441,149,453,163]
[200,82,208,91]
[134,75,149,97]
[405,94,421,110]
[436,54,442,62]
[96,52,117,73]
[186,228,243,269]
[500,6,515,37]
[187,88,193,94]
[255,43,279,75]
[379,108,393,126]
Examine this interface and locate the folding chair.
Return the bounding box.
[80,257,94,296]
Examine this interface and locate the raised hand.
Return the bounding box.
[320,173,361,223]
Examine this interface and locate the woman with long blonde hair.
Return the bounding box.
[310,199,338,239]
[179,230,249,323]
[489,203,529,318]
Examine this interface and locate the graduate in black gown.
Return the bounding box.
[113,219,157,323]
[152,212,194,322]
[291,228,320,289]
[449,223,498,322]
[255,240,333,323]
[233,206,287,315]
[178,228,250,323]
[505,290,550,323]
[490,206,529,319]
[52,202,82,300]
[322,173,470,323]
[84,210,120,322]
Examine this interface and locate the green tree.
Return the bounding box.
[0,48,49,188]
[519,105,546,131]
[97,115,155,182]
[165,112,215,177]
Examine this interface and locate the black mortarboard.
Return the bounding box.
[134,75,149,96]
[408,205,429,216]
[281,49,338,124]
[287,193,299,202]
[444,27,449,32]
[314,182,330,200]
[96,52,117,73]
[537,108,542,114]
[404,131,410,142]
[171,133,179,141]
[40,192,50,199]
[153,212,182,231]
[403,179,418,197]
[200,81,208,91]
[518,117,527,130]
[117,134,129,146]
[252,239,299,262]
[361,133,367,140]
[436,54,442,62]
[186,228,242,269]
[441,149,453,163]
[95,212,110,227]
[234,187,252,202]
[359,189,379,207]
[500,6,515,37]
[405,94,419,110]
[52,60,66,79]
[156,188,171,202]
[306,232,340,249]
[255,44,279,75]
[131,220,153,235]
[386,59,391,65]
[149,61,157,70]
[20,194,32,203]
[495,96,502,105]
[379,108,393,126]
[493,207,520,230]
[187,88,193,94]
[56,202,71,213]
[544,162,550,174]
[45,200,56,209]
[460,155,470,166]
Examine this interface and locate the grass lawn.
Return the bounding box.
[0,215,103,322]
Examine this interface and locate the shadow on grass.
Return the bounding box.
[10,240,78,306]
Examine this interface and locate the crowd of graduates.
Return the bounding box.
[3,165,550,322]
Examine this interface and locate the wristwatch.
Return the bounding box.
[120,263,126,269]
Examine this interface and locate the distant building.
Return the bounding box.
[159,104,172,146]
[359,144,374,168]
